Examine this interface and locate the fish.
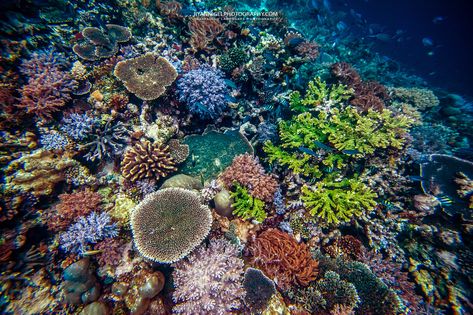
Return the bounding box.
[225,94,237,103]
[422,37,434,47]
[287,37,305,47]
[368,33,392,42]
[262,104,274,111]
[336,21,347,32]
[381,200,400,210]
[194,102,211,115]
[435,195,453,206]
[224,79,237,89]
[408,175,425,182]
[342,149,360,155]
[432,16,447,24]
[313,140,334,151]
[298,146,319,157]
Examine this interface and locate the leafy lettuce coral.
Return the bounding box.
[301,177,377,224]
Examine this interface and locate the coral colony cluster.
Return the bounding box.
[1,0,473,314]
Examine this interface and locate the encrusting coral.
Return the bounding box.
[130,188,212,263]
[172,238,245,314]
[121,139,177,182]
[220,153,279,203]
[248,228,319,290]
[243,267,277,312]
[114,52,177,100]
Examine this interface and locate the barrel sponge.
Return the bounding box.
[130,188,212,263]
[114,53,177,100]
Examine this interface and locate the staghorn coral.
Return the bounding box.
[172,238,245,314]
[3,149,78,197]
[39,132,69,150]
[177,65,229,119]
[47,189,102,232]
[121,139,177,182]
[230,183,267,223]
[301,177,377,225]
[220,153,278,203]
[114,53,177,100]
[131,188,212,263]
[187,17,224,52]
[60,113,96,141]
[248,228,319,290]
[17,49,77,120]
[82,120,130,161]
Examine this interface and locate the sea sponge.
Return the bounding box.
[172,239,245,314]
[248,228,319,290]
[114,52,177,100]
[130,188,212,263]
[121,140,177,182]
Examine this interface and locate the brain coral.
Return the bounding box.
[130,188,212,263]
[121,140,177,182]
[249,228,319,290]
[114,52,177,100]
[172,238,245,314]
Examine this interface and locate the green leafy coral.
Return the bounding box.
[301,177,377,224]
[264,77,414,177]
[230,183,267,223]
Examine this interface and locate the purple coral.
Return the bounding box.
[274,187,286,215]
[40,132,69,150]
[172,238,245,314]
[60,113,96,140]
[177,65,229,119]
[18,49,77,120]
[59,212,118,255]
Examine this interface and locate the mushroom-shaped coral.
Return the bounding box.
[114,52,177,100]
[172,238,245,314]
[248,228,319,290]
[130,188,212,263]
[121,140,177,182]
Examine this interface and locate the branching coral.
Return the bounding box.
[59,212,118,255]
[248,228,319,290]
[301,177,377,225]
[48,189,102,232]
[187,17,224,52]
[60,113,96,141]
[131,188,212,263]
[230,183,267,223]
[81,120,130,161]
[114,53,177,100]
[172,238,245,314]
[17,49,76,120]
[177,65,229,119]
[220,153,278,203]
[121,140,177,182]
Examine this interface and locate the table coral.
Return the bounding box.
[114,52,177,100]
[249,228,319,290]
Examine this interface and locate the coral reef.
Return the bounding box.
[172,239,245,314]
[121,140,177,182]
[60,113,96,141]
[219,47,248,73]
[131,188,212,263]
[62,258,100,305]
[248,228,319,290]
[114,53,177,100]
[243,267,277,312]
[81,120,130,161]
[230,183,267,223]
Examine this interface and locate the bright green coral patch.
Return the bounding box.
[301,177,377,225]
[230,183,267,223]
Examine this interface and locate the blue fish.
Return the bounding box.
[194,102,211,115]
[225,95,237,103]
[436,195,453,206]
[298,146,319,157]
[313,140,334,151]
[342,149,360,155]
[422,37,434,47]
[432,16,447,24]
[224,79,237,89]
[408,175,425,182]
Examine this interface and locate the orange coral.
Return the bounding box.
[156,0,182,19]
[249,228,319,290]
[47,189,102,231]
[220,154,278,203]
[187,18,224,52]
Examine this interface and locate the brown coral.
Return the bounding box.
[47,189,102,232]
[248,228,319,289]
[325,235,364,260]
[121,140,177,182]
[220,153,278,203]
[114,53,177,100]
[187,18,224,52]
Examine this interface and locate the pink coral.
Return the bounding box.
[220,154,278,203]
[94,238,125,267]
[17,50,76,120]
[295,41,320,61]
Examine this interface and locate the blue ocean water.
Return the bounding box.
[0,0,472,314]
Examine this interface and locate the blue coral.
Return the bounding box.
[273,188,286,215]
[177,65,229,119]
[59,212,118,255]
[60,113,96,140]
[40,132,69,150]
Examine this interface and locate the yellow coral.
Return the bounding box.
[110,194,136,225]
[70,60,88,80]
